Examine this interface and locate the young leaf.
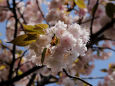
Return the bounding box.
[23,24,35,32]
[109,64,115,71]
[0,0,4,3]
[74,0,86,9]
[74,58,79,63]
[50,34,59,46]
[23,24,48,34]
[8,34,38,46]
[0,65,6,70]
[41,48,47,65]
[0,40,2,44]
[75,72,79,77]
[106,3,115,18]
[35,24,49,30]
[83,83,89,86]
[18,70,23,75]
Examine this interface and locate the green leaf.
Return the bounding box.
[74,0,86,9]
[8,34,38,46]
[23,24,49,34]
[41,48,47,65]
[106,3,115,18]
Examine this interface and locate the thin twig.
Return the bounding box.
[0,6,9,10]
[8,0,18,80]
[27,73,37,86]
[17,7,27,24]
[88,0,90,5]
[81,76,104,80]
[37,74,58,86]
[0,43,12,52]
[7,0,12,10]
[93,18,115,38]
[0,66,44,86]
[87,18,115,48]
[90,0,99,35]
[36,0,49,26]
[102,37,115,41]
[15,49,28,76]
[92,46,115,52]
[63,69,92,86]
[81,16,99,25]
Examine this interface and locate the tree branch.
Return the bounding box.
[93,18,115,38]
[15,49,28,76]
[87,18,115,48]
[63,69,92,86]
[0,65,44,86]
[27,73,37,86]
[92,46,115,52]
[90,0,99,35]
[36,0,49,26]
[81,76,104,80]
[8,0,18,80]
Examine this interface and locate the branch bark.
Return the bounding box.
[63,69,92,86]
[0,66,44,86]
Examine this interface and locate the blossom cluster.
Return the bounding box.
[0,0,115,85]
[27,21,89,72]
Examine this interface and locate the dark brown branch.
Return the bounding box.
[0,6,9,10]
[63,69,92,86]
[102,38,115,41]
[81,76,104,80]
[88,0,90,5]
[0,66,44,86]
[7,0,12,10]
[93,18,115,38]
[8,0,18,80]
[27,73,37,86]
[81,16,99,25]
[0,43,12,52]
[36,0,49,26]
[17,7,27,24]
[92,46,115,52]
[15,49,28,76]
[0,60,10,65]
[87,18,115,48]
[37,74,58,86]
[90,0,99,35]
